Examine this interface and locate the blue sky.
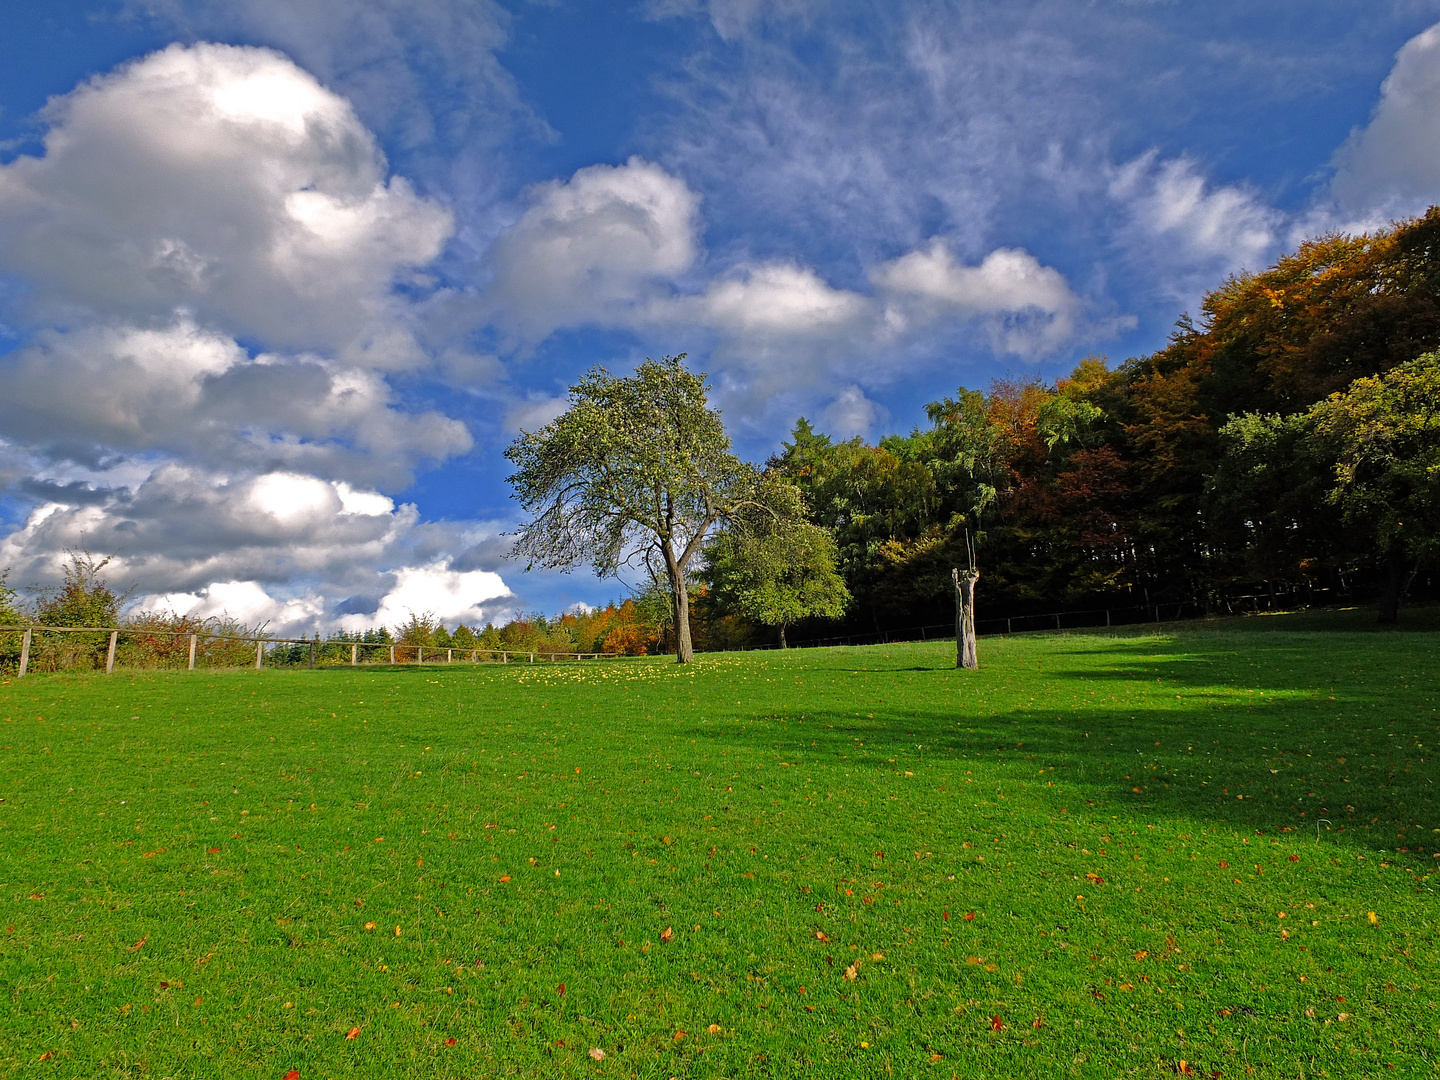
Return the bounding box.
[2,0,1439,632]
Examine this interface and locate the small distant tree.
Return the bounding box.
[451,624,477,650]
[394,611,439,659]
[505,355,768,663]
[37,550,122,627]
[704,483,849,648]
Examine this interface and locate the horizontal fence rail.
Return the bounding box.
[0,624,624,678]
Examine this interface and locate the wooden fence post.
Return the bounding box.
[447,648,453,663]
[255,640,263,670]
[390,645,396,665]
[351,643,358,666]
[309,640,316,669]
[188,634,198,671]
[106,630,118,674]
[418,646,424,664]
[18,628,32,678]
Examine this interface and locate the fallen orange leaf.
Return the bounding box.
[673,1030,687,1041]
[962,911,976,922]
[843,961,860,980]
[815,930,830,942]
[990,1015,1004,1031]
[1031,1015,1044,1030]
[589,1047,605,1061]
[444,1038,456,1047]
[661,926,674,943]
[283,1071,299,1080]
[345,1026,361,1040]
[1086,872,1104,884]
[498,875,510,883]
[707,1023,722,1034]
[128,938,147,951]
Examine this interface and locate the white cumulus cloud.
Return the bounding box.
[0,42,453,363]
[485,156,701,341]
[1331,21,1440,219]
[872,242,1085,356]
[354,564,514,632]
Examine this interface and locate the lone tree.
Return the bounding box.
[704,482,849,648]
[505,355,763,664]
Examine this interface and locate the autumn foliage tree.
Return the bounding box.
[768,208,1440,628]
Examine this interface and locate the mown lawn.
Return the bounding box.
[1,611,1438,1078]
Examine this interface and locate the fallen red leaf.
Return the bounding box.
[990,1015,1004,1031]
[345,1026,360,1040]
[444,1038,456,1047]
[39,1052,52,1061]
[962,911,976,922]
[942,911,950,921]
[1218,861,1228,868]
[557,983,566,997]
[207,848,220,853]
[1086,872,1104,884]
[283,1071,299,1080]
[1289,854,1299,862]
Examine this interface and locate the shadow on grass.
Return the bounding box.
[692,622,1440,865]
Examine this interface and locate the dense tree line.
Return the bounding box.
[767,209,1440,633]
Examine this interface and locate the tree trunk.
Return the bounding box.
[954,568,979,670]
[1377,554,1421,625]
[779,624,787,649]
[664,542,695,664]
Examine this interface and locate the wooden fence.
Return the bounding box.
[0,624,623,678]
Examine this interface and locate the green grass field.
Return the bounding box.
[2,611,1438,1078]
